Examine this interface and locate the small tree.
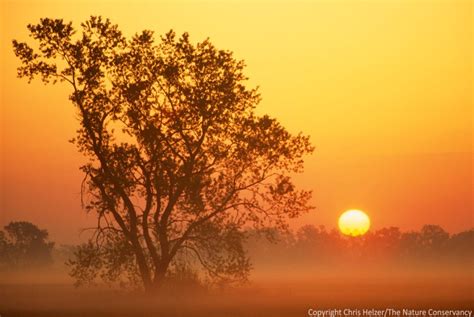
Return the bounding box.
[0,221,54,268]
[13,17,314,291]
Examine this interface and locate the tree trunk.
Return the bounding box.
[145,261,169,293]
[130,239,153,291]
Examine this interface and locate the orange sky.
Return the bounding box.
[0,0,472,243]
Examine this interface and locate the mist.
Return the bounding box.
[1,225,472,316]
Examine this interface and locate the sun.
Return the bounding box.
[338,209,371,237]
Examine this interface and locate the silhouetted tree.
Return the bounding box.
[13,17,313,291]
[295,225,341,258]
[361,227,401,259]
[419,225,449,248]
[0,231,10,267]
[245,227,295,267]
[447,229,474,261]
[0,221,54,268]
[399,231,421,256]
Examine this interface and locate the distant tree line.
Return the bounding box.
[246,224,474,269]
[1,221,472,277]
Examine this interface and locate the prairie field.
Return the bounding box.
[1,266,472,317]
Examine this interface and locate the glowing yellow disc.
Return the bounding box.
[338,209,370,237]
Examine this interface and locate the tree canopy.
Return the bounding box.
[13,16,313,291]
[0,221,54,268]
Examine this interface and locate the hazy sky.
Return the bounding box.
[0,0,472,243]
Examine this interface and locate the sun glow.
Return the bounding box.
[338,209,371,237]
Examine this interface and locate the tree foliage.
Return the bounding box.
[13,17,314,291]
[0,221,54,268]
